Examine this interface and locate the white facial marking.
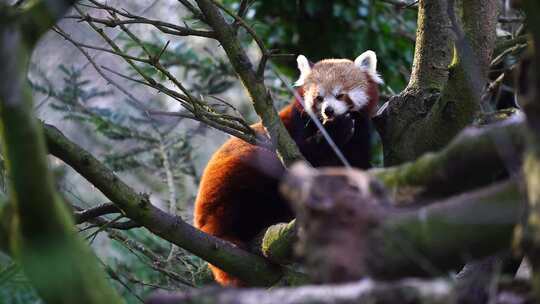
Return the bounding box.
[304,86,321,113]
[321,96,348,122]
[303,88,315,110]
[348,88,368,110]
[294,55,311,87]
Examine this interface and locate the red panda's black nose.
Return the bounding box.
[324,107,334,117]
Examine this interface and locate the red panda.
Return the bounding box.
[194,50,382,286]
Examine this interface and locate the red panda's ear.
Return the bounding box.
[294,55,311,87]
[354,50,383,84]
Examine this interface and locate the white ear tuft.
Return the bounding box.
[354,50,377,73]
[354,50,383,84]
[294,55,311,87]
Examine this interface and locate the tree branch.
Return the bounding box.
[194,0,305,167]
[373,116,526,203]
[67,0,215,39]
[406,0,452,91]
[282,164,524,281]
[377,0,499,165]
[257,117,527,267]
[43,123,285,286]
[62,8,262,146]
[145,279,454,304]
[514,1,540,299]
[74,203,121,224]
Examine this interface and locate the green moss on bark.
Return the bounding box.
[0,38,123,304]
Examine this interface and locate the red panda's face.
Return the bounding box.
[295,51,383,123]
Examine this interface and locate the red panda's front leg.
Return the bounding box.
[296,113,371,169]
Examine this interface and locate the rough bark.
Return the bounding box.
[145,279,455,304]
[280,164,523,281]
[406,0,452,91]
[194,0,304,167]
[373,116,525,204]
[0,2,123,303]
[514,1,540,299]
[376,0,499,165]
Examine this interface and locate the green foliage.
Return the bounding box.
[31,65,200,178]
[224,0,417,92]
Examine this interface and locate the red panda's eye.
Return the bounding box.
[336,94,346,100]
[315,96,323,103]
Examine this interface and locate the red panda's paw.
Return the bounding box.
[322,114,355,145]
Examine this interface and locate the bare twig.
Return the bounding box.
[107,230,195,287]
[84,217,141,231]
[74,202,121,224]
[64,6,260,145]
[177,0,206,20]
[379,0,419,10]
[78,0,215,38]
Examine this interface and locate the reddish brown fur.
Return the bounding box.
[194,76,379,286]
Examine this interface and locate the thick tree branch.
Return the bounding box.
[43,123,285,286]
[282,164,524,281]
[514,1,540,299]
[42,97,524,288]
[377,0,499,165]
[373,116,525,203]
[145,279,455,304]
[406,0,452,91]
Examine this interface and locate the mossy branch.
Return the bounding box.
[406,0,453,91]
[373,117,526,203]
[377,0,499,165]
[281,164,523,281]
[44,107,526,286]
